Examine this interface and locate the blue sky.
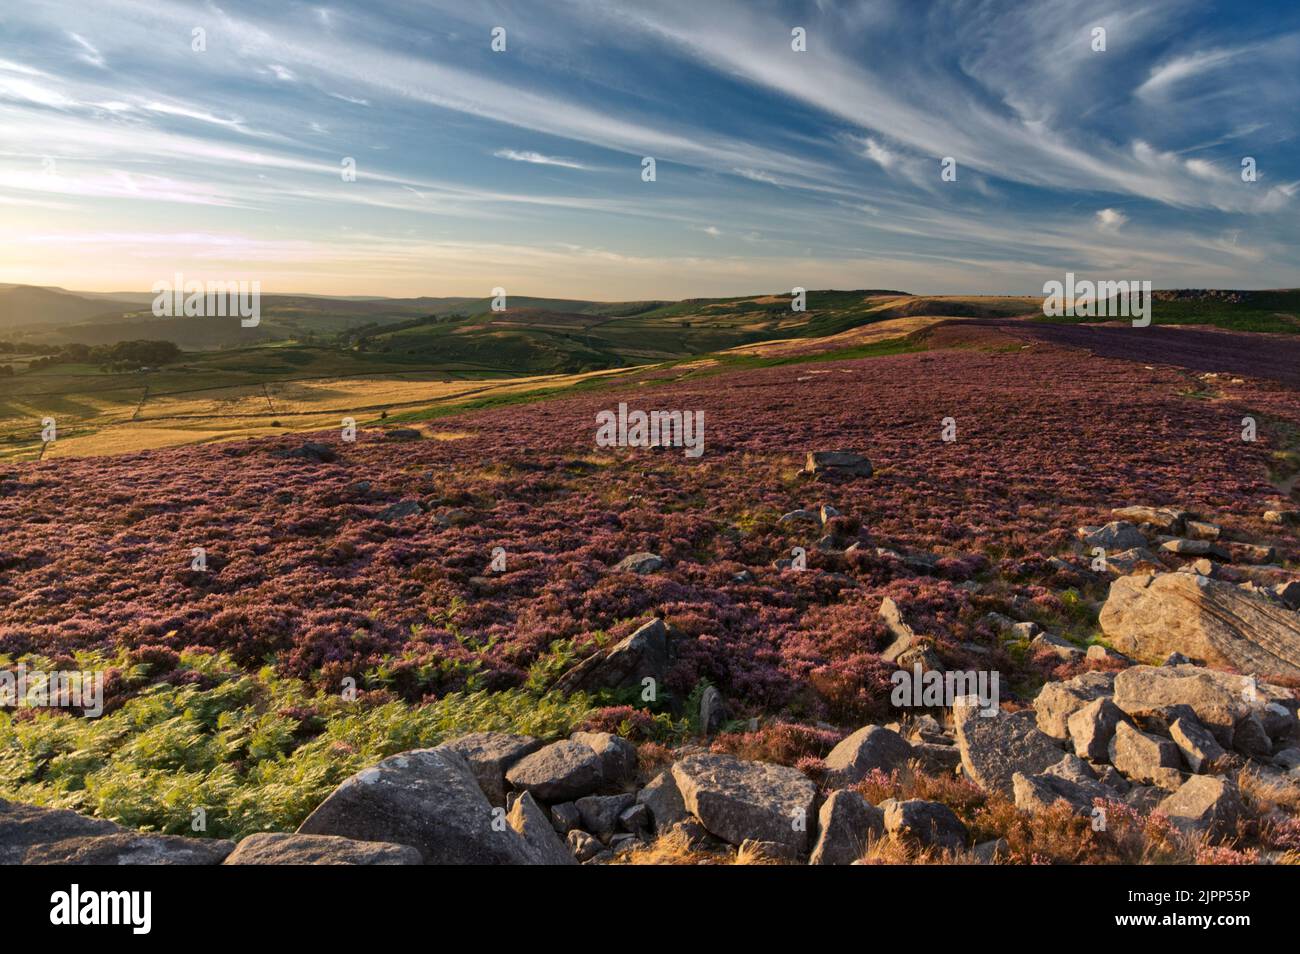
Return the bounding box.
[1,0,1297,298]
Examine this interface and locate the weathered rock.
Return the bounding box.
[1224,542,1276,565]
[1158,775,1242,838]
[1159,538,1219,557]
[809,790,882,865]
[569,731,637,791]
[699,686,728,736]
[1184,520,1221,541]
[913,742,962,775]
[804,450,873,477]
[1099,572,1300,678]
[954,703,1064,796]
[1169,714,1227,773]
[435,732,542,806]
[878,597,921,663]
[383,427,422,441]
[0,797,122,864]
[1232,713,1272,758]
[506,739,606,802]
[434,507,473,528]
[972,838,1009,864]
[671,753,817,856]
[1086,644,1130,664]
[881,799,967,852]
[508,792,577,865]
[1013,754,1111,816]
[618,803,650,833]
[1034,671,1116,739]
[1111,506,1187,534]
[24,833,235,865]
[1031,631,1084,660]
[224,833,421,865]
[552,619,672,695]
[819,504,842,525]
[1263,509,1300,526]
[637,769,689,831]
[1103,548,1164,576]
[575,793,636,841]
[823,724,914,786]
[299,748,533,864]
[379,499,423,521]
[275,441,336,463]
[549,801,581,834]
[1068,697,1129,763]
[1274,581,1300,610]
[566,829,601,862]
[1108,722,1183,789]
[778,509,819,524]
[613,552,663,574]
[1082,521,1148,551]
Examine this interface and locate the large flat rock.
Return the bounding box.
[1100,571,1300,678]
[954,703,1064,797]
[224,833,421,865]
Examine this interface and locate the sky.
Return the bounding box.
[0,0,1297,300]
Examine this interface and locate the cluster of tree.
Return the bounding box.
[22,340,183,372]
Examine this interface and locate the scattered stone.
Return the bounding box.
[1159,538,1219,557]
[1082,521,1148,551]
[1111,506,1186,534]
[1158,775,1242,838]
[618,803,650,834]
[1273,581,1300,610]
[637,770,689,832]
[550,801,581,835]
[804,450,873,478]
[1103,548,1164,576]
[569,732,638,791]
[973,838,1009,864]
[552,619,672,695]
[1184,520,1221,541]
[1031,631,1084,660]
[435,732,542,806]
[297,748,533,864]
[1068,697,1128,763]
[1108,722,1183,789]
[823,724,914,786]
[223,833,420,865]
[1012,769,1104,817]
[1010,620,1041,640]
[1263,510,1300,526]
[1100,572,1300,679]
[1224,542,1277,565]
[954,703,1064,796]
[575,793,636,842]
[1169,714,1227,773]
[881,799,967,852]
[612,552,664,574]
[434,507,473,528]
[505,740,606,803]
[1232,713,1272,758]
[913,742,962,775]
[1273,748,1300,771]
[809,790,882,866]
[1086,644,1129,664]
[819,504,842,525]
[671,753,817,856]
[1113,664,1291,749]
[275,441,336,463]
[567,829,602,862]
[509,792,578,865]
[699,686,728,736]
[1033,671,1116,739]
[778,509,819,524]
[379,499,423,521]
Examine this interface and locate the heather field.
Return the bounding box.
[3,322,1299,858]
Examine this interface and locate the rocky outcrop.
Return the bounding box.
[1099,572,1300,678]
[880,799,967,852]
[505,739,608,803]
[435,732,542,806]
[1158,775,1242,838]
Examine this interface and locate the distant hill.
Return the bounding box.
[0,284,131,328]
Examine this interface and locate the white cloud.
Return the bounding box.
[492,149,588,170]
[68,33,106,69]
[1095,208,1128,231]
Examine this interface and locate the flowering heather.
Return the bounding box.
[0,334,1297,728]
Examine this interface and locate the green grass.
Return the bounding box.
[1035,290,1300,334]
[0,648,595,839]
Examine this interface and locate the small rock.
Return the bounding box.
[1033,671,1116,739]
[804,450,873,477]
[699,686,728,736]
[550,801,580,834]
[618,803,650,833]
[1169,714,1227,773]
[881,799,967,852]
[575,793,636,841]
[435,732,542,806]
[566,829,602,862]
[1111,506,1187,534]
[1068,697,1128,763]
[612,552,663,574]
[778,509,819,525]
[1184,519,1221,541]
[552,619,672,695]
[1031,631,1084,660]
[1158,775,1242,838]
[809,791,882,866]
[637,770,689,832]
[1082,521,1147,551]
[1108,722,1183,789]
[569,732,638,791]
[823,725,914,786]
[508,792,578,865]
[379,499,423,521]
